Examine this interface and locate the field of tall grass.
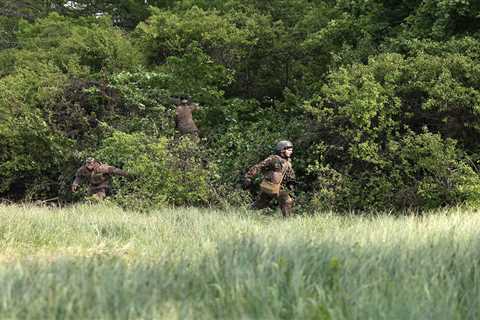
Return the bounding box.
[0,204,480,319]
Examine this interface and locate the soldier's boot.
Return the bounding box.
[92,190,106,201]
[279,192,294,218]
[280,202,294,217]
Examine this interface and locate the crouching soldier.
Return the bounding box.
[243,140,296,217]
[71,157,129,200]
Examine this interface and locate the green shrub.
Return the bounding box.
[17,13,142,75]
[303,51,480,210]
[0,112,73,200]
[94,131,221,209]
[0,61,73,200]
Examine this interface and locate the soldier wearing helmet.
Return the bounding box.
[243,140,296,217]
[175,96,200,137]
[71,157,129,200]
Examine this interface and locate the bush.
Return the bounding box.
[17,13,143,75]
[0,112,73,200]
[0,60,73,200]
[94,131,221,210]
[303,50,480,210]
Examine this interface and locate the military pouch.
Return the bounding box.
[260,179,281,196]
[260,161,288,196]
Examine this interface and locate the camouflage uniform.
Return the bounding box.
[175,101,200,136]
[72,162,128,200]
[245,155,296,217]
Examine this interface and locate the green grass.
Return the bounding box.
[1,204,480,319]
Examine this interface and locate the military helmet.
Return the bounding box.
[85,157,96,164]
[275,140,293,154]
[179,95,191,104]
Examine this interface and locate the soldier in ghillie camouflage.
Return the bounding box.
[71,157,129,200]
[243,140,296,217]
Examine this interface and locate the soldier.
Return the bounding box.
[243,140,296,217]
[175,97,200,136]
[71,157,129,200]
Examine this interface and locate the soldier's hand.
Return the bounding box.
[242,178,252,190]
[71,185,78,193]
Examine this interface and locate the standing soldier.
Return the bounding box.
[175,97,200,137]
[71,157,129,200]
[243,140,296,217]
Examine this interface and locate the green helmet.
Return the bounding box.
[275,140,293,154]
[85,157,96,164]
[179,95,191,104]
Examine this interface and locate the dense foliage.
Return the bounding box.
[1,0,480,211]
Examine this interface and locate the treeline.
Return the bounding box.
[1,0,480,211]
